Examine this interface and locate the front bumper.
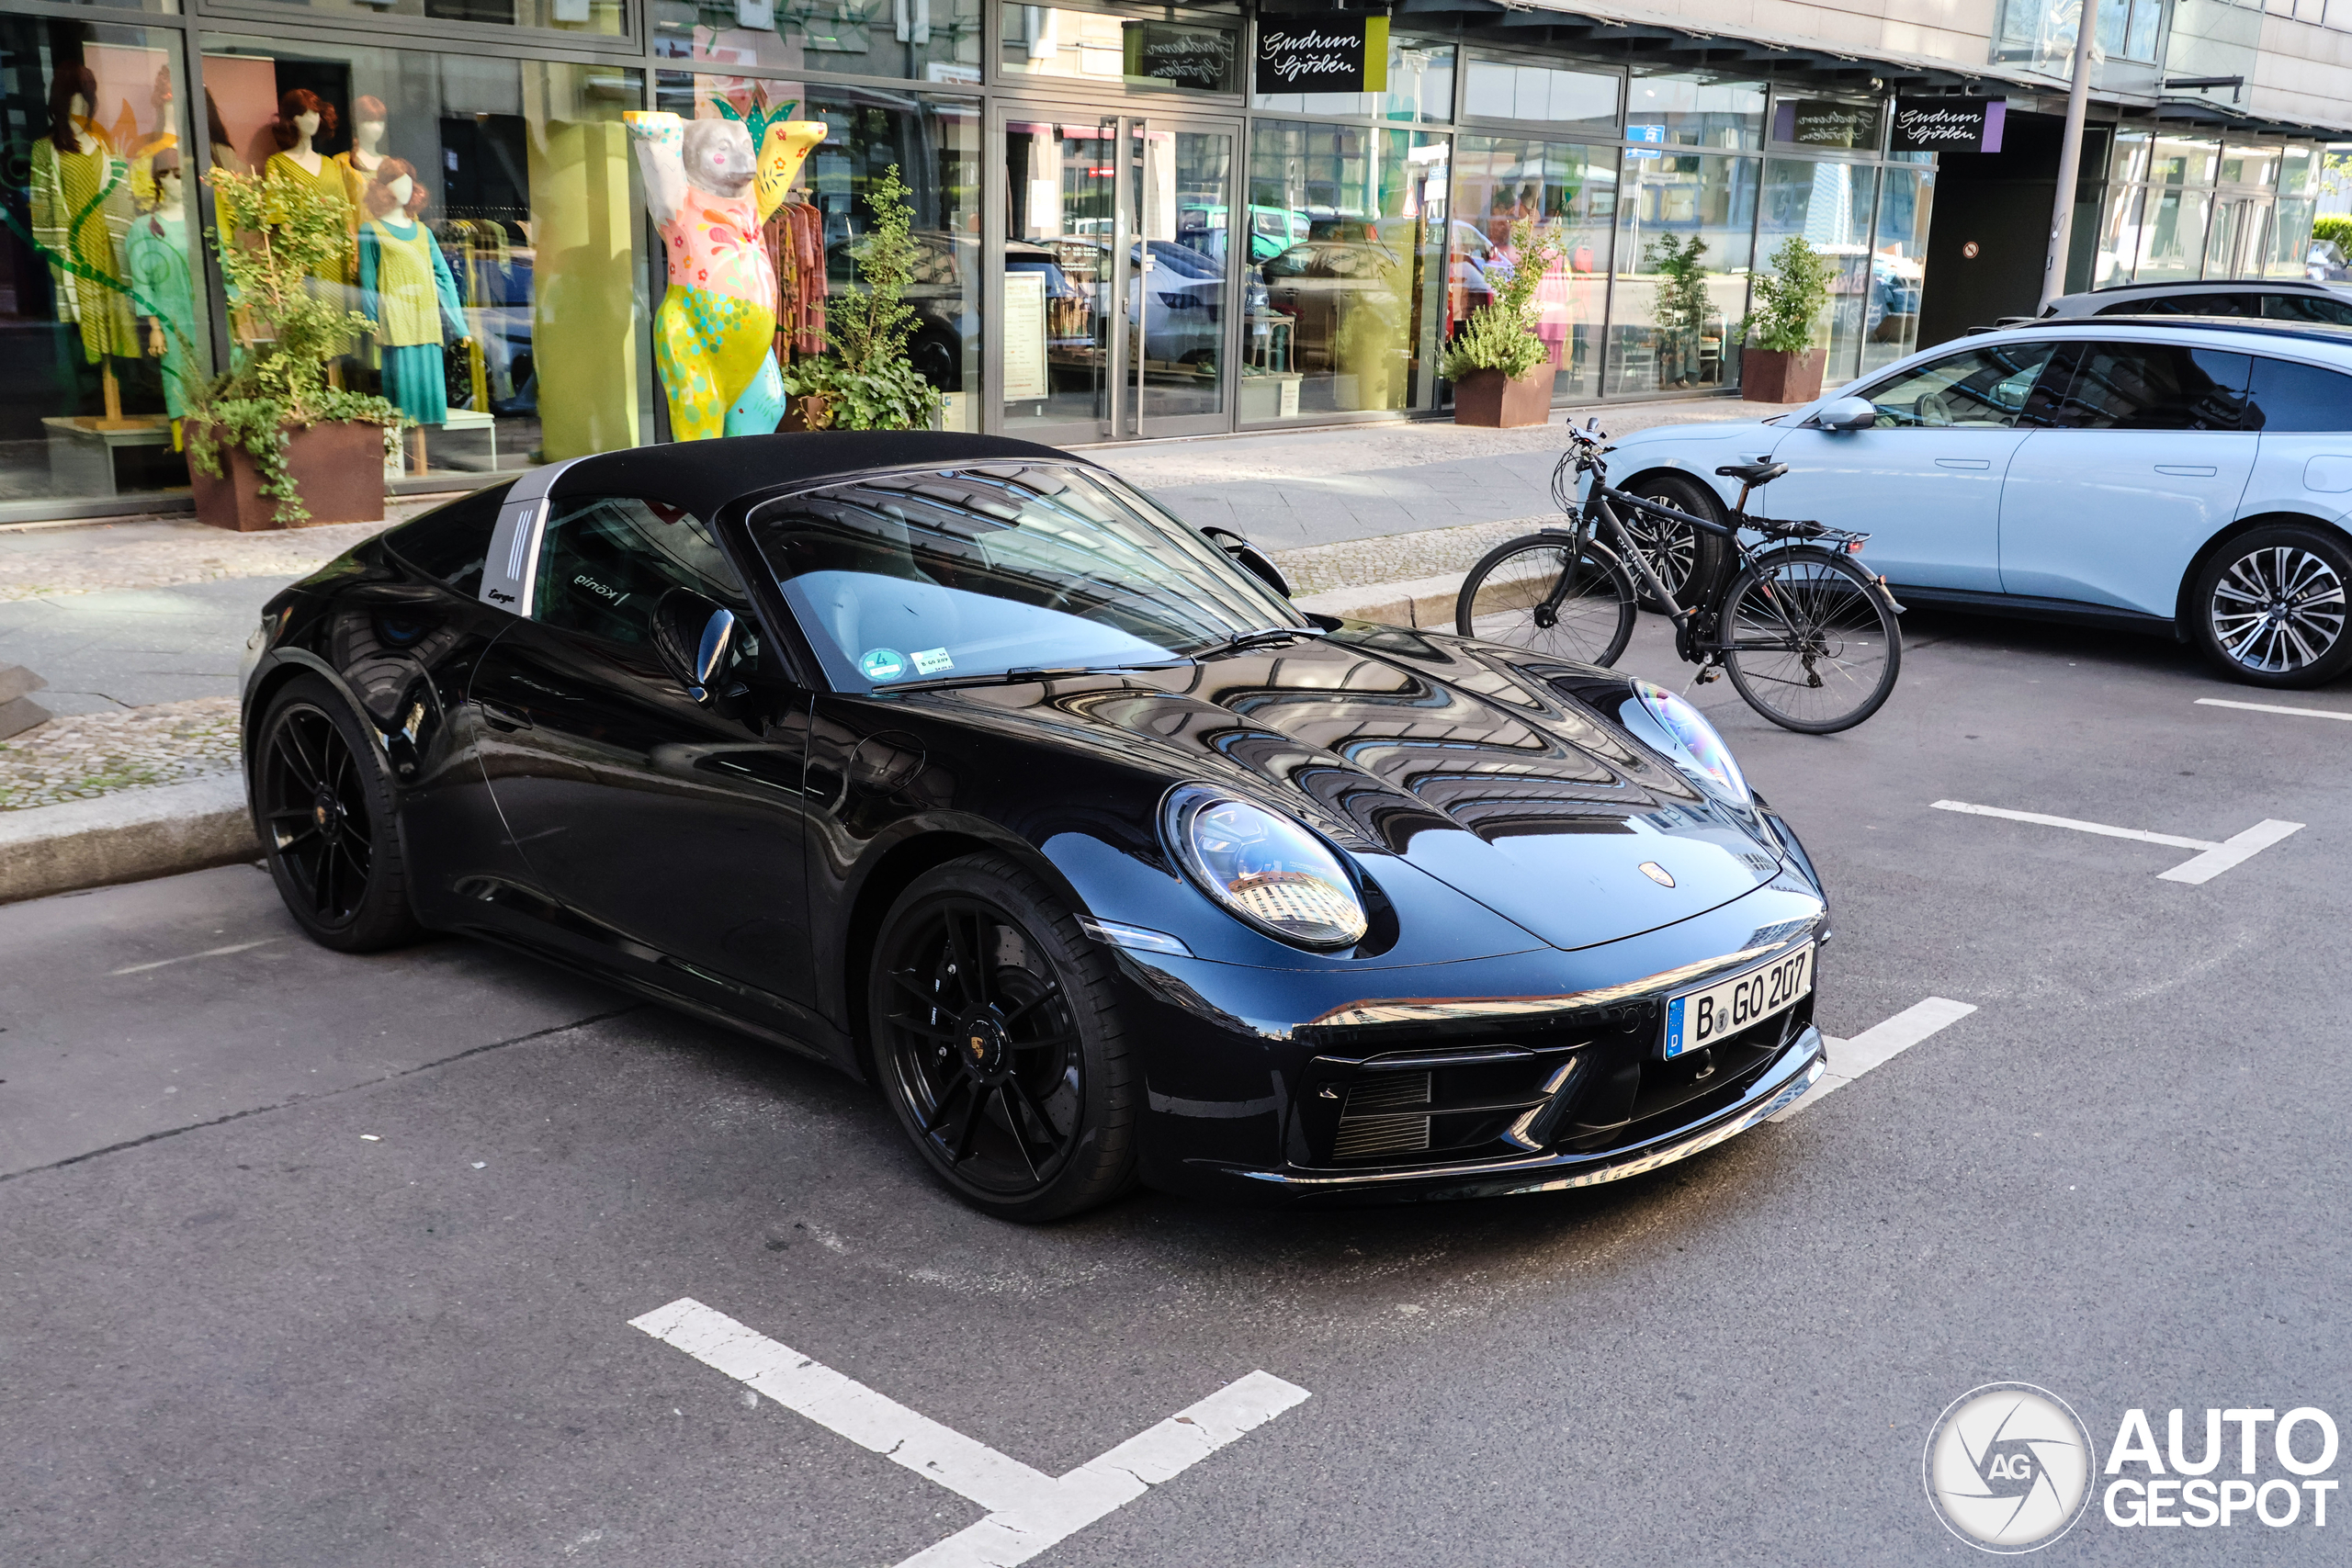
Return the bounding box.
[1217,1023,1823,1204]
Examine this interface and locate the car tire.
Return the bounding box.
[2189,523,2352,688]
[866,852,1137,1223]
[250,673,424,953]
[1621,471,1728,610]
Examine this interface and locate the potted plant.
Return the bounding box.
[183,167,399,531]
[1742,234,1835,403]
[781,165,944,432]
[1648,233,1718,389]
[1445,219,1562,427]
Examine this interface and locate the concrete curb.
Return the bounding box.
[0,771,259,905]
[1295,570,1468,630]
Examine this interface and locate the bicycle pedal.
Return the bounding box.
[1693,666,1721,685]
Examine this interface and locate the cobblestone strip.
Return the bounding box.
[0,697,242,812]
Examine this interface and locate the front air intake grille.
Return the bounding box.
[1332,1113,1432,1160]
[1344,1072,1431,1114]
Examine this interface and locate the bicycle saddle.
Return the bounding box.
[1716,460,1788,485]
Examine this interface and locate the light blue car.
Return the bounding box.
[1601,317,2352,687]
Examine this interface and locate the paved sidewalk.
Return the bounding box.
[0,398,1787,807]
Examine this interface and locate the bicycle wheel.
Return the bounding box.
[1720,547,1902,733]
[1454,534,1639,667]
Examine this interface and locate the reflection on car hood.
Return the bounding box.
[919,627,1784,952]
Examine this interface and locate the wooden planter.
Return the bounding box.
[1742,348,1826,404]
[189,419,387,532]
[1453,362,1556,427]
[781,391,834,433]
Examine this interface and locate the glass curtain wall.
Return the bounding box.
[654,72,981,427]
[1246,121,1450,421]
[1864,164,1932,376]
[0,17,207,506]
[201,36,651,475]
[2095,129,2316,288]
[1758,157,1876,381]
[1607,150,1757,396]
[1451,135,1614,401]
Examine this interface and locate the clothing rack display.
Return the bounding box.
[763,193,828,365]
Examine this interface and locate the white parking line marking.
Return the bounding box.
[1771,997,1976,1122]
[1929,800,2303,882]
[2196,697,2352,723]
[108,938,277,976]
[629,1298,1309,1568]
[2154,818,2307,885]
[1928,799,2214,851]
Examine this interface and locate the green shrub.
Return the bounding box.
[1442,219,1562,382]
[2311,214,2352,253]
[1746,235,1834,355]
[781,164,944,431]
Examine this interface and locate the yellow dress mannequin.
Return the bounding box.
[624,108,825,440]
[263,92,356,357]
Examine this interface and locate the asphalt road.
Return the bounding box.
[5,605,2348,1567]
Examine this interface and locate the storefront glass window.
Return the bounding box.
[1246,120,1449,422]
[2097,181,2143,287]
[1460,59,1618,132]
[241,0,624,40]
[1002,7,1238,95]
[2148,133,2219,192]
[1252,38,1453,123]
[1862,164,1929,377]
[2269,145,2318,280]
[1453,136,1614,401]
[1607,150,1756,396]
[1758,157,1876,383]
[2133,186,2211,283]
[655,0,982,84]
[656,73,981,426]
[202,38,650,476]
[0,19,208,510]
[1625,72,1764,152]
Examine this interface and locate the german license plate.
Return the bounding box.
[1663,944,1813,1058]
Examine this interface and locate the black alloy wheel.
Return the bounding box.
[253,675,423,952]
[867,854,1136,1222]
[2191,524,2352,688]
[1623,472,1728,610]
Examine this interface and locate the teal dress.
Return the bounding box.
[124,210,198,417]
[357,217,468,425]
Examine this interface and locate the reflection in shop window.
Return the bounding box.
[1625,71,1764,152]
[1758,158,1877,384]
[654,0,982,83]
[241,0,624,39]
[1003,7,1238,94]
[1244,120,1450,423]
[0,20,210,509]
[1861,166,1931,376]
[202,39,651,478]
[1452,137,1614,402]
[1607,151,1757,397]
[657,73,979,427]
[1459,59,1618,131]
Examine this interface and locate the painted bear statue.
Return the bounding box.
[624,109,827,441]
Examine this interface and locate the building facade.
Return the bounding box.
[0,0,2344,520]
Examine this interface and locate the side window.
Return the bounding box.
[533,494,746,649]
[2245,356,2352,432]
[2028,343,2253,431]
[2261,293,2352,327]
[381,481,514,596]
[1855,343,2058,428]
[2101,293,2259,318]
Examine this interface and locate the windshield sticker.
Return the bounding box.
[912,647,954,675]
[859,648,909,682]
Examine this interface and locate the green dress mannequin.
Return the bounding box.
[125,164,199,423]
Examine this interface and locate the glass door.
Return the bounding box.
[997,109,1238,441]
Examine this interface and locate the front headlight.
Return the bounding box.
[1627,680,1750,808]
[1164,784,1368,950]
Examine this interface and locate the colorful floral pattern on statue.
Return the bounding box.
[625,109,826,442]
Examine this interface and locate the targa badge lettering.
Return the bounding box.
[859,648,909,682]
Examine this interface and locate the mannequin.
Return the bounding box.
[125,150,198,431]
[264,88,356,360]
[205,89,247,177]
[29,65,141,426]
[356,159,470,473]
[335,96,389,206]
[624,107,827,440]
[130,65,180,213]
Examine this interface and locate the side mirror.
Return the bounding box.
[1200,525,1293,598]
[1814,396,1878,433]
[653,587,737,701]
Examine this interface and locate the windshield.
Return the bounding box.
[748,464,1306,691]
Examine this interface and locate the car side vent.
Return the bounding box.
[1334,1072,1432,1160]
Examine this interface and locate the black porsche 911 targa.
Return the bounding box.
[240,432,1830,1219]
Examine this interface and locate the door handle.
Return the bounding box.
[1933,457,1992,469]
[475,698,534,732]
[2155,465,2218,477]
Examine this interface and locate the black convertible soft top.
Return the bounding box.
[541,432,1082,522]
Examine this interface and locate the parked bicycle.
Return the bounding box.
[1453,421,1905,733]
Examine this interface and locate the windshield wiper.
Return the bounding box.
[876,660,1189,694]
[1190,626,1321,659]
